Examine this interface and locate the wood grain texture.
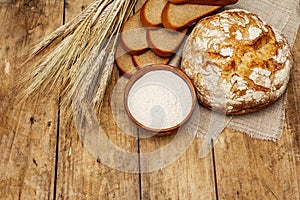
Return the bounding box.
[55,1,140,199]
[286,27,300,197]
[55,68,141,199]
[0,0,63,199]
[139,131,216,199]
[140,138,215,199]
[64,0,92,22]
[214,128,299,199]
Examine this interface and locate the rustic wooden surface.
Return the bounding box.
[0,0,299,199]
[0,1,63,199]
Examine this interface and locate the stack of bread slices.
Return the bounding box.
[115,0,226,78]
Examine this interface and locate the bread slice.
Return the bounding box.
[133,50,170,68]
[162,3,222,30]
[147,28,188,57]
[168,0,238,6]
[140,0,168,27]
[115,43,137,78]
[121,10,148,55]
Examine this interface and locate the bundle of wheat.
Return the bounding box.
[15,0,138,117]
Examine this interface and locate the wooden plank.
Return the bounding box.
[286,27,300,196]
[139,132,216,199]
[140,140,217,199]
[0,0,63,199]
[55,1,140,199]
[214,28,300,199]
[214,128,299,199]
[64,0,92,21]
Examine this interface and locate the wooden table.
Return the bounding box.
[0,1,299,199]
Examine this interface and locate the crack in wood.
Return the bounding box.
[52,1,66,199]
[53,97,61,200]
[137,128,143,200]
[211,138,219,200]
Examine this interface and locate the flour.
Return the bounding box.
[127,70,193,130]
[248,25,262,41]
[249,68,271,88]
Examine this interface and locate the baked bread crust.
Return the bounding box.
[121,10,148,55]
[132,50,170,68]
[115,42,137,78]
[140,0,168,27]
[162,3,222,30]
[147,28,188,57]
[181,9,293,115]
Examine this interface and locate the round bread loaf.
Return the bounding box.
[181,9,293,115]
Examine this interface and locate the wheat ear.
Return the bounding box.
[14,0,138,118]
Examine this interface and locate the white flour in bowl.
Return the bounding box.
[127,70,193,130]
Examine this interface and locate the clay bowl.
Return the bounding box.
[124,64,197,135]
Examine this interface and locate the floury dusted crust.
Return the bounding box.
[181,9,293,114]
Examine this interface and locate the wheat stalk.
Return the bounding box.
[14,0,138,117]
